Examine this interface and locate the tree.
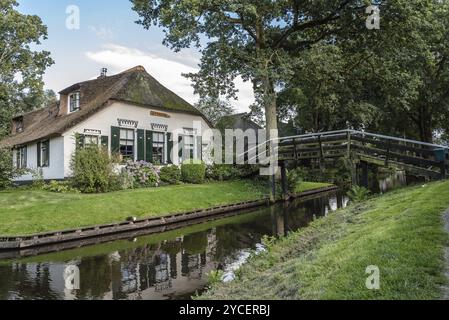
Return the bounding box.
[0,0,53,138]
[131,0,366,140]
[278,1,449,143]
[194,96,235,125]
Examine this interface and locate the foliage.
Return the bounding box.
[0,147,23,189]
[287,167,308,192]
[206,164,260,182]
[181,161,206,184]
[42,180,80,194]
[194,97,235,126]
[124,161,160,188]
[207,270,225,286]
[131,0,365,139]
[31,168,45,190]
[0,0,53,138]
[347,185,371,203]
[159,165,181,185]
[70,146,117,193]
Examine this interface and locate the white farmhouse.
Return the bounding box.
[1,66,213,182]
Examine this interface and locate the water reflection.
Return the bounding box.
[0,192,347,300]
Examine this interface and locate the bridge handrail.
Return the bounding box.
[238,129,449,162]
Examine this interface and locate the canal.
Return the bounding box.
[0,191,347,300]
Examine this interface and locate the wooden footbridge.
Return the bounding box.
[245,129,448,196]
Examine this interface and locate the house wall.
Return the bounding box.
[13,136,65,181]
[62,101,213,177]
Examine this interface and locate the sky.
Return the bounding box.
[17,0,254,113]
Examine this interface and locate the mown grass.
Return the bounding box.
[0,181,267,236]
[199,181,449,300]
[0,180,333,237]
[295,182,333,193]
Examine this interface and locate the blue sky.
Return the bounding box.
[17,0,253,112]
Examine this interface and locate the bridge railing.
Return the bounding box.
[238,129,449,179]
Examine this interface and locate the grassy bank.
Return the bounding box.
[200,181,449,300]
[0,180,330,236]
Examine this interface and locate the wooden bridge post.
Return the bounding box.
[440,160,446,180]
[318,135,325,171]
[361,161,369,188]
[280,161,289,201]
[346,131,351,158]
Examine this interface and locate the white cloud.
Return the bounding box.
[85,44,254,113]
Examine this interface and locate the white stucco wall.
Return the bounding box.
[63,101,213,177]
[13,136,65,181]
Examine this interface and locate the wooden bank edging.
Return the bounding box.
[0,186,339,251]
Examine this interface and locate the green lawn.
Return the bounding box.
[0,181,268,236]
[295,182,333,194]
[200,180,449,300]
[0,180,333,236]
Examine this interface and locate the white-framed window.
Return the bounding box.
[84,135,99,146]
[120,129,135,160]
[182,135,195,161]
[152,132,165,165]
[69,92,80,113]
[15,119,24,133]
[16,146,27,169]
[38,140,50,168]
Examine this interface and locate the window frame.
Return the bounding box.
[16,146,27,169]
[119,128,135,160]
[39,140,50,168]
[152,132,165,165]
[69,92,80,113]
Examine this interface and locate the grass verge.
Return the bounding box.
[199,180,449,300]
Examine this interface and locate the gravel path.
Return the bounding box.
[442,210,449,300]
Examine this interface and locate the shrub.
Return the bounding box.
[160,165,181,185]
[287,167,308,192]
[347,185,371,203]
[124,161,160,188]
[206,164,259,181]
[31,168,45,190]
[70,146,116,193]
[0,147,25,189]
[181,161,206,184]
[42,180,80,194]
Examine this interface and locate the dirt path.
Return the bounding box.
[442,210,449,300]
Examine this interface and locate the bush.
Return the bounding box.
[0,147,24,189]
[347,185,371,203]
[160,165,181,185]
[287,167,308,192]
[124,161,160,188]
[206,164,259,181]
[70,146,117,193]
[42,180,80,194]
[181,161,206,184]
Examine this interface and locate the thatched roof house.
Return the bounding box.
[1,66,213,182]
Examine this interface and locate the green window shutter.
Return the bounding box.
[101,136,109,149]
[145,130,154,163]
[75,133,85,150]
[197,136,202,161]
[111,126,120,154]
[137,129,145,161]
[37,141,41,167]
[167,133,173,164]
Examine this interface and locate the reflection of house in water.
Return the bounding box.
[154,253,172,292]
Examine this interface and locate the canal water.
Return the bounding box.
[0,192,347,300]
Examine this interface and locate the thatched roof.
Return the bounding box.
[1,66,209,147]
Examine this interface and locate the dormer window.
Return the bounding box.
[15,118,24,133]
[69,92,80,113]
